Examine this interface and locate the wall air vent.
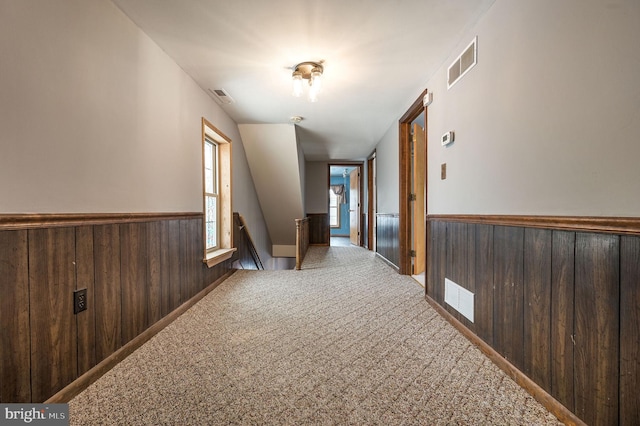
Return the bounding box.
[447,36,477,90]
[444,278,474,322]
[208,88,235,105]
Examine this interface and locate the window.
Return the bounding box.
[204,137,219,250]
[202,118,235,267]
[329,189,340,228]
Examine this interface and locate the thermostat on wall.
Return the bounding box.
[441,131,455,146]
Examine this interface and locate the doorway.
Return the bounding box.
[366,152,376,252]
[410,117,426,286]
[328,163,363,247]
[399,90,428,283]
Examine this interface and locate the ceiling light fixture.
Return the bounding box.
[292,61,323,102]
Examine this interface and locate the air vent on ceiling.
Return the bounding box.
[447,36,477,90]
[208,88,235,105]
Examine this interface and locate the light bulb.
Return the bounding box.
[308,85,319,102]
[310,67,322,93]
[292,71,303,97]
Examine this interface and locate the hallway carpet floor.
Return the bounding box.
[69,246,562,425]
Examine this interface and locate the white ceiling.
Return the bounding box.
[112,0,495,161]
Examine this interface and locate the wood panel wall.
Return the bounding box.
[376,213,400,269]
[0,214,232,403]
[295,217,310,270]
[427,219,640,426]
[0,230,31,402]
[307,213,329,246]
[620,236,640,425]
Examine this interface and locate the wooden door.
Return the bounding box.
[367,156,376,251]
[412,123,426,274]
[349,168,360,245]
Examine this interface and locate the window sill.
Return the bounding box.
[203,247,236,268]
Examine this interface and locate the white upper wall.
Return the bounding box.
[428,0,640,215]
[0,0,271,259]
[0,1,208,212]
[238,124,304,246]
[375,0,640,216]
[375,124,400,214]
[296,126,306,214]
[305,161,329,213]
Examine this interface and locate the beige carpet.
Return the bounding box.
[69,246,562,425]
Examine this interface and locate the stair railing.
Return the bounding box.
[233,213,264,270]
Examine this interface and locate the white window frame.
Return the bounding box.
[329,189,340,228]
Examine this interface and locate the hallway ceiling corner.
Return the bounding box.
[111,0,495,161]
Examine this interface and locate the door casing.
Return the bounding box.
[399,90,429,275]
[349,168,360,245]
[327,163,364,246]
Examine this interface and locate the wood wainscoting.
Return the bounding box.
[307,213,329,246]
[376,213,400,269]
[0,213,233,403]
[427,216,640,426]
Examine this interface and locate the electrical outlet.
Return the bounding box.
[74,288,87,314]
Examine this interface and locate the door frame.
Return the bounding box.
[399,89,429,275]
[348,168,360,245]
[367,151,376,251]
[327,162,364,246]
